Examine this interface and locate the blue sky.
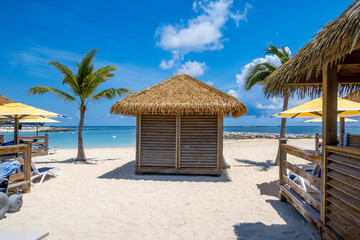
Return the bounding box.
[0,0,355,126]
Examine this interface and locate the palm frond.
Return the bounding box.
[265,45,291,64]
[48,61,80,95]
[28,86,79,105]
[244,62,276,90]
[83,66,117,97]
[86,88,131,105]
[76,49,97,87]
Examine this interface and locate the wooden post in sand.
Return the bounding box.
[23,139,33,193]
[278,138,288,202]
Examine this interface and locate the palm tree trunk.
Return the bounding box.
[275,94,289,165]
[76,106,86,162]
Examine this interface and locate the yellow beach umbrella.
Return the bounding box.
[18,117,60,136]
[272,98,360,118]
[18,116,60,123]
[305,117,359,123]
[0,102,62,144]
[0,102,61,118]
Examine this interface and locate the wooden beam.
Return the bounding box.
[23,140,32,193]
[279,139,288,186]
[321,63,338,225]
[339,63,360,74]
[282,144,322,165]
[283,176,320,211]
[340,117,345,146]
[14,116,19,145]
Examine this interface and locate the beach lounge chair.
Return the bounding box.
[0,160,23,218]
[289,164,321,194]
[31,162,61,186]
[289,133,352,193]
[0,161,21,194]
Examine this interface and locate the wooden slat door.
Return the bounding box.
[139,115,176,167]
[180,115,218,168]
[325,147,360,240]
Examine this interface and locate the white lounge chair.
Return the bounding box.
[31,162,61,186]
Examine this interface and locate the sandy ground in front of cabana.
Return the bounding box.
[0,139,320,240]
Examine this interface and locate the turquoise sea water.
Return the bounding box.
[1,125,360,149]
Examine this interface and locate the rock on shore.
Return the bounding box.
[224,131,313,139]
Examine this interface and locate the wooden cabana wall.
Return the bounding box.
[136,114,223,175]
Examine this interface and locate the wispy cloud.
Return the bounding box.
[156,0,252,76]
[227,89,239,98]
[7,47,168,91]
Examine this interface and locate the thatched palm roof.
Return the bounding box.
[0,95,15,105]
[111,74,247,118]
[345,89,360,102]
[264,0,360,97]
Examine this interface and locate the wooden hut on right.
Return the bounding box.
[265,1,360,239]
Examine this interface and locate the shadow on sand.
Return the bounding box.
[33,157,121,165]
[98,160,230,182]
[233,159,274,172]
[256,180,279,198]
[233,200,320,240]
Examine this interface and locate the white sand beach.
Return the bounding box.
[0,139,320,240]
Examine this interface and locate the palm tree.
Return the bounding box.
[244,45,291,164]
[29,49,131,162]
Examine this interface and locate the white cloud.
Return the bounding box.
[157,0,251,53]
[230,3,252,26]
[255,98,283,110]
[157,0,252,75]
[159,51,181,69]
[236,54,281,87]
[176,60,207,76]
[228,89,239,98]
[205,81,214,86]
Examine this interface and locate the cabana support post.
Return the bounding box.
[321,64,338,225]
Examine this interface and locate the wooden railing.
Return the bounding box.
[280,136,360,239]
[19,134,49,156]
[278,138,326,234]
[0,140,32,193]
[323,145,360,240]
[279,139,322,210]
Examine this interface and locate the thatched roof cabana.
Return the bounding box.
[111,73,247,175]
[264,0,360,97]
[0,95,15,105]
[111,73,247,118]
[270,2,360,239]
[345,89,360,102]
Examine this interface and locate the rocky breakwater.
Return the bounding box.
[39,127,75,133]
[224,131,313,139]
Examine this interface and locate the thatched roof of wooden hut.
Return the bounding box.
[0,95,15,105]
[264,0,360,98]
[345,90,360,102]
[111,73,247,118]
